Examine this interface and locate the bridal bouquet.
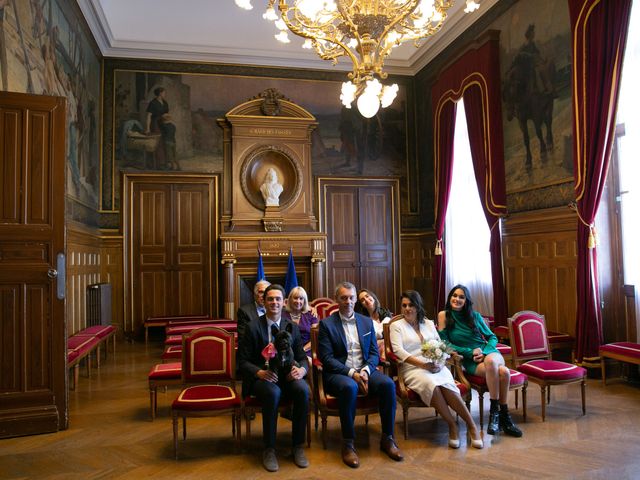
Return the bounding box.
[421,338,451,367]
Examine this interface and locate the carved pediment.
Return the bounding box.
[225,88,315,119]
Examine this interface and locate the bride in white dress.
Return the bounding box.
[389,290,483,449]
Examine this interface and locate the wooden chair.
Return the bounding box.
[310,297,334,308]
[171,327,242,459]
[310,324,378,449]
[382,316,471,439]
[508,310,586,421]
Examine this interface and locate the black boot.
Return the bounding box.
[487,400,500,435]
[499,405,523,437]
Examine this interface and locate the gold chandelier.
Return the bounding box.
[236,1,480,117]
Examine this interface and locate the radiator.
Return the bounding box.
[86,283,112,327]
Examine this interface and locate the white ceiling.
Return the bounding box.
[78,0,499,76]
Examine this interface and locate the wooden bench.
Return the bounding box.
[600,342,640,385]
[144,314,210,343]
[67,324,117,389]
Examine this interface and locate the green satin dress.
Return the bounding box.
[438,310,499,375]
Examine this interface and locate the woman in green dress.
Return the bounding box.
[437,285,522,438]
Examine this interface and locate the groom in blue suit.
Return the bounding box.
[318,281,403,468]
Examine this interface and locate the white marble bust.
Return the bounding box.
[260,168,283,207]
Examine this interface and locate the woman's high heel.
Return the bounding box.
[467,431,484,449]
[448,437,460,449]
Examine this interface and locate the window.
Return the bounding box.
[445,99,493,314]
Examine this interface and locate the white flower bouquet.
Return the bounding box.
[421,338,451,367]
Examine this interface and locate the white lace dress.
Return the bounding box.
[389,317,458,405]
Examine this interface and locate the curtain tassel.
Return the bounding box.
[588,226,598,249]
[434,239,442,256]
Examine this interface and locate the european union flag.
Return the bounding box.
[256,248,266,282]
[283,247,298,296]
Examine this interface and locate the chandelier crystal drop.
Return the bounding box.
[236,0,480,116]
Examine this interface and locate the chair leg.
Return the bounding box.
[600,357,607,386]
[96,345,101,369]
[522,384,527,422]
[321,416,328,449]
[314,404,319,431]
[232,415,236,438]
[581,380,586,415]
[540,387,546,421]
[150,387,157,420]
[245,410,252,442]
[182,417,187,440]
[172,414,179,460]
[547,386,551,404]
[515,389,519,409]
[237,412,242,442]
[478,392,484,429]
[307,412,311,447]
[403,406,409,440]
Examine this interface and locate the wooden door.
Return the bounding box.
[0,92,66,437]
[322,179,399,310]
[125,175,216,336]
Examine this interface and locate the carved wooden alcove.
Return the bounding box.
[217,89,326,319]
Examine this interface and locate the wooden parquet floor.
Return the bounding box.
[2,340,640,480]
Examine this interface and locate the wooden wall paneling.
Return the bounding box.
[319,178,400,312]
[502,207,578,336]
[101,235,124,334]
[66,224,101,335]
[400,231,436,316]
[123,174,218,336]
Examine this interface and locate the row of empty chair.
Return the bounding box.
[67,324,117,389]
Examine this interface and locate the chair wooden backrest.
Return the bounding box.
[382,314,404,363]
[508,310,551,364]
[310,297,333,307]
[324,304,339,318]
[314,301,333,319]
[181,327,235,384]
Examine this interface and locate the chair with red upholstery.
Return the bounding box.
[508,310,587,421]
[323,303,339,319]
[310,297,334,308]
[148,362,183,420]
[382,317,471,439]
[310,324,378,449]
[171,327,242,459]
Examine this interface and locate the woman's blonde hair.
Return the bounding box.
[285,286,311,313]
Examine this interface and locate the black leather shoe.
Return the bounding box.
[499,411,523,437]
[487,409,500,435]
[380,436,404,461]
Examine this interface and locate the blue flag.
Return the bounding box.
[284,247,298,296]
[256,248,266,282]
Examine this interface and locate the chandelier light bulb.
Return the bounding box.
[275,31,290,43]
[302,39,313,49]
[262,7,278,21]
[340,81,357,108]
[357,91,380,118]
[235,0,253,10]
[464,1,480,13]
[380,84,399,108]
[275,18,287,31]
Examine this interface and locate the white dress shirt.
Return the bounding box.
[340,314,370,378]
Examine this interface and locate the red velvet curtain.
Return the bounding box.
[463,83,509,325]
[569,0,631,363]
[431,35,508,321]
[432,100,457,315]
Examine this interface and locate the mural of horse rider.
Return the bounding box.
[145,86,179,170]
[503,24,556,171]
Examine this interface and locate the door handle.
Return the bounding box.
[56,252,66,300]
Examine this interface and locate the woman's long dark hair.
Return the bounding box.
[401,290,426,324]
[355,288,392,319]
[444,284,476,331]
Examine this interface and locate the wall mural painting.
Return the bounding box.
[495,1,573,208]
[109,71,407,211]
[0,0,101,210]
